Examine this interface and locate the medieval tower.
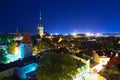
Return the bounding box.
[20,32,32,59]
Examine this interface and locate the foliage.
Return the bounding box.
[7,40,17,54]
[66,35,73,40]
[36,52,78,80]
[33,38,55,54]
[60,40,71,49]
[0,49,7,63]
[0,33,15,43]
[101,40,115,50]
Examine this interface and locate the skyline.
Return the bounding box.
[0,0,120,34]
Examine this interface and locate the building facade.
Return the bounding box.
[20,32,33,59]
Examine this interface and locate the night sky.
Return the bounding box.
[0,0,120,34]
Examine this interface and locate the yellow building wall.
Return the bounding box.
[98,75,104,80]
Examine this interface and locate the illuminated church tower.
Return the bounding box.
[20,32,32,59]
[38,12,44,38]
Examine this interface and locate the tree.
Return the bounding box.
[101,40,115,50]
[0,33,15,43]
[33,38,55,54]
[36,52,78,80]
[60,40,71,49]
[0,49,7,63]
[7,40,17,54]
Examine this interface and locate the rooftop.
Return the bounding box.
[106,57,120,67]
[21,32,32,44]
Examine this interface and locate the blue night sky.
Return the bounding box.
[0,0,120,34]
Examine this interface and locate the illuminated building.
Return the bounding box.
[73,56,90,80]
[0,56,39,79]
[0,32,38,79]
[1,32,33,62]
[14,33,23,41]
[38,12,44,38]
[76,51,100,73]
[99,57,120,80]
[14,27,23,41]
[20,32,32,59]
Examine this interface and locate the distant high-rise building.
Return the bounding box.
[38,12,44,38]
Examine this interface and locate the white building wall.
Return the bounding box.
[16,63,38,79]
[20,43,32,59]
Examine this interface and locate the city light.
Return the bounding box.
[85,32,92,37]
[63,33,68,36]
[96,33,102,37]
[94,64,103,72]
[71,32,77,36]
[55,33,59,35]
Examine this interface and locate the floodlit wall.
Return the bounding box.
[16,63,38,79]
[20,43,32,59]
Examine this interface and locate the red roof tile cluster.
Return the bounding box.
[106,57,120,67]
[21,32,32,44]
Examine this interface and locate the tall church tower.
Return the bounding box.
[20,32,32,59]
[38,12,44,38]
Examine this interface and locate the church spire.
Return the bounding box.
[37,10,44,38]
[39,11,42,27]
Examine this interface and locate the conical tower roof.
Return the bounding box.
[21,32,32,44]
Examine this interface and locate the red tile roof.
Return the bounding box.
[106,57,120,67]
[21,32,32,44]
